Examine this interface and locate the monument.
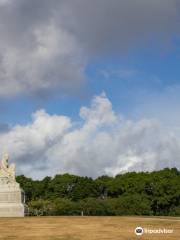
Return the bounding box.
[0,153,25,217]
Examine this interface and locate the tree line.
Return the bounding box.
[16,168,180,216]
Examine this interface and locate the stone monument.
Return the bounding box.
[0,153,25,217]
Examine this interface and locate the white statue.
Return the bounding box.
[0,153,15,182]
[0,153,25,217]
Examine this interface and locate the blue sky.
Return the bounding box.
[1,47,180,126]
[0,0,179,127]
[0,0,180,178]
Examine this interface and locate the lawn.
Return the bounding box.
[0,216,179,240]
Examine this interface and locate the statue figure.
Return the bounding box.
[0,152,25,217]
[0,153,15,182]
[2,153,9,168]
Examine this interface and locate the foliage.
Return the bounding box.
[16,168,180,216]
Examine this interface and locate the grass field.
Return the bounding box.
[0,216,179,240]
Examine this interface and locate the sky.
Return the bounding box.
[0,0,180,179]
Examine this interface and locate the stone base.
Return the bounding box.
[0,203,24,217]
[0,180,25,217]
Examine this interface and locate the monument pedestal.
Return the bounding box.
[0,180,24,217]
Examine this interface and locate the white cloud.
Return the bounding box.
[0,94,179,179]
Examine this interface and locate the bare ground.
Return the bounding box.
[0,216,179,240]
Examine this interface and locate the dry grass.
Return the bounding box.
[0,216,179,240]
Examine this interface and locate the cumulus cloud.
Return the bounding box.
[0,94,179,179]
[0,0,180,97]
